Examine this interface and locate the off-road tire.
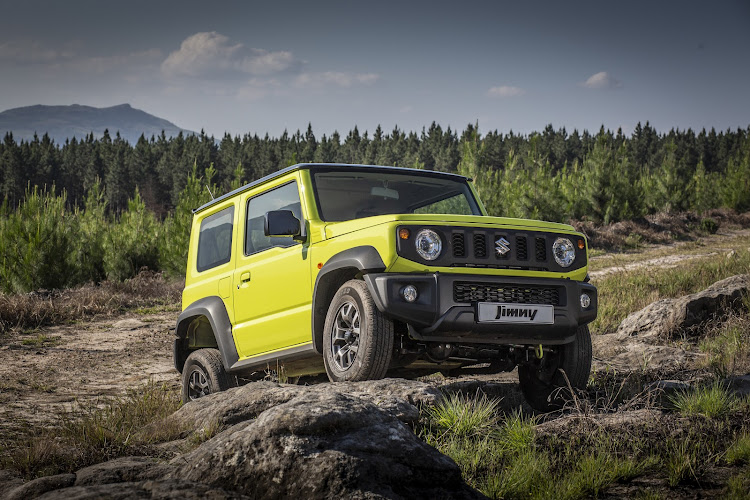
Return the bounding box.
[518,325,592,412]
[323,279,394,382]
[181,348,234,403]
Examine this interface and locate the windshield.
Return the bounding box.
[311,168,482,222]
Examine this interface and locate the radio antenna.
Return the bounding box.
[206,185,215,200]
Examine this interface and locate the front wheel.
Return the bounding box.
[518,325,592,412]
[181,348,234,403]
[323,280,394,382]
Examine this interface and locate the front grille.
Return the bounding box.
[454,282,561,305]
[452,233,466,257]
[516,236,528,260]
[473,233,487,258]
[535,237,547,261]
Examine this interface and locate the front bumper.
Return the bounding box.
[364,272,597,345]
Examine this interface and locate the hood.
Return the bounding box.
[324,214,577,239]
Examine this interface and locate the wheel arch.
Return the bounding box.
[311,246,386,354]
[174,296,239,373]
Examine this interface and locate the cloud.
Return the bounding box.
[295,71,379,88]
[583,71,622,89]
[161,32,299,78]
[487,85,526,98]
[0,40,76,63]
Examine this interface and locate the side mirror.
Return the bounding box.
[264,210,305,241]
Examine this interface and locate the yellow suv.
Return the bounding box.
[174,164,597,411]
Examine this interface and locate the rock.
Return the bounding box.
[112,319,146,331]
[0,471,24,499]
[35,480,248,499]
[74,457,169,486]
[3,473,76,500]
[438,379,528,412]
[726,250,737,259]
[724,375,750,398]
[14,381,475,499]
[170,390,484,499]
[536,409,662,437]
[615,274,750,339]
[158,379,441,434]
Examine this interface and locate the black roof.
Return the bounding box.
[193,163,470,214]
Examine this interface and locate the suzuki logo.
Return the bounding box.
[495,237,510,256]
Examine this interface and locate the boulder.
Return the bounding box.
[12,380,479,499]
[74,457,169,486]
[34,480,248,499]
[615,274,750,340]
[724,375,750,398]
[170,389,483,499]
[3,473,75,500]
[159,379,441,434]
[0,470,24,499]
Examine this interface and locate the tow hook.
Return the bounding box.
[535,344,544,359]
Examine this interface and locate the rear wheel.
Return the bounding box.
[323,280,394,382]
[518,325,592,412]
[181,348,234,403]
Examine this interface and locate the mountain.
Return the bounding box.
[0,103,195,145]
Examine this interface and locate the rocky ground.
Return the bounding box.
[0,228,749,498]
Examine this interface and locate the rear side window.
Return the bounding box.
[197,206,235,272]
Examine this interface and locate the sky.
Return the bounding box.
[1,0,749,139]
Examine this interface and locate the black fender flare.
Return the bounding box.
[174,296,239,372]
[311,246,386,354]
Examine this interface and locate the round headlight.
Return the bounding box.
[553,237,576,267]
[415,229,442,261]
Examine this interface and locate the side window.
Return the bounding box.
[197,206,235,272]
[245,181,303,255]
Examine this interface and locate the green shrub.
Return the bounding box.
[700,217,719,234]
[0,186,77,293]
[159,163,217,277]
[103,189,161,281]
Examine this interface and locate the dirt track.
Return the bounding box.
[0,313,177,435]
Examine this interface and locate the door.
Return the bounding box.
[232,179,312,359]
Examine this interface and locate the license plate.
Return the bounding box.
[477,302,554,324]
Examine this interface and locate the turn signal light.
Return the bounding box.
[399,228,410,240]
[578,239,585,250]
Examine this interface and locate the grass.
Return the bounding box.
[699,297,750,378]
[426,392,500,437]
[724,475,750,500]
[725,434,750,465]
[664,438,702,487]
[669,383,738,418]
[591,247,750,334]
[420,389,750,499]
[0,381,182,478]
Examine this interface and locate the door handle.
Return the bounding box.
[240,272,251,282]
